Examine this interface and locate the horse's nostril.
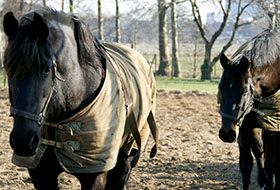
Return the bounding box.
[228,130,237,142]
[30,134,40,150]
[9,131,40,156]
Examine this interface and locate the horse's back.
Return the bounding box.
[103,42,156,153]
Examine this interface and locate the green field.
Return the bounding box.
[0,70,219,93]
[0,70,6,87]
[155,76,219,93]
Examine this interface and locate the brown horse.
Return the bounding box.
[3,9,158,190]
[218,29,280,189]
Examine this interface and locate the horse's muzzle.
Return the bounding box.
[219,128,237,143]
[10,129,40,156]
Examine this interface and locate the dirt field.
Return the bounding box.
[0,88,261,189]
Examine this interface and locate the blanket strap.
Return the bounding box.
[43,121,74,136]
[40,139,80,153]
[147,111,159,158]
[125,104,142,167]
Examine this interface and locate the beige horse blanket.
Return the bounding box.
[255,89,280,131]
[12,42,157,173]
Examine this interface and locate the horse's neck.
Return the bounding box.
[252,62,280,97]
[80,62,105,101]
[48,59,105,122]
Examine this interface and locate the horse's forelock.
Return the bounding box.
[3,10,65,80]
[4,27,41,80]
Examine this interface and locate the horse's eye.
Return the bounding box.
[44,67,51,75]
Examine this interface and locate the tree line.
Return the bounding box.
[0,0,279,80]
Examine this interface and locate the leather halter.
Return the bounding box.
[10,60,62,126]
[218,78,255,126]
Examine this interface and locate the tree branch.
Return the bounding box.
[209,0,232,46]
[190,0,209,43]
[210,0,254,67]
[218,0,226,15]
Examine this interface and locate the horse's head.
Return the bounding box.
[3,10,105,156]
[3,12,56,156]
[218,54,254,143]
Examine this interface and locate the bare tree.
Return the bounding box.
[158,0,170,76]
[256,0,280,31]
[62,0,64,11]
[115,0,120,42]
[190,0,254,80]
[42,0,46,7]
[97,0,104,40]
[20,0,24,12]
[171,0,180,77]
[69,0,73,13]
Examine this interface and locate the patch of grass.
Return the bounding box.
[0,69,220,93]
[155,76,219,93]
[0,70,6,87]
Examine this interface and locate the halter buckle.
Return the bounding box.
[38,113,45,126]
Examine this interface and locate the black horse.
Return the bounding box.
[218,30,280,189]
[3,9,158,190]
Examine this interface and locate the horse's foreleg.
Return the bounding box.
[238,124,255,190]
[105,149,136,190]
[239,144,253,190]
[274,174,280,190]
[28,148,63,190]
[29,168,60,190]
[263,130,274,190]
[251,128,265,188]
[75,172,107,190]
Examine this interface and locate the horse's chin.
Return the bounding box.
[13,146,38,157]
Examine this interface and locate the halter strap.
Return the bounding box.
[218,78,255,126]
[10,59,61,126]
[219,109,240,123]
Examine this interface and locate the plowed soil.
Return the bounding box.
[0,88,260,189]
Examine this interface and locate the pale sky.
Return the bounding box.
[46,0,152,16]
[28,0,221,23]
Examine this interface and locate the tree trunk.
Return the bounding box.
[69,0,73,13]
[20,0,24,12]
[273,0,279,31]
[42,0,46,7]
[193,28,199,78]
[98,0,104,40]
[62,0,64,11]
[115,0,120,42]
[157,0,170,76]
[29,0,33,11]
[201,44,212,80]
[133,24,138,49]
[171,0,180,77]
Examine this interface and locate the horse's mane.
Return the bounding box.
[231,29,280,67]
[4,8,104,80]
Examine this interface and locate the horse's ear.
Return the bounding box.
[32,12,49,39]
[220,53,230,70]
[238,56,250,73]
[3,12,18,40]
[72,16,97,65]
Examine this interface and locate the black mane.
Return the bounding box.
[231,29,280,67]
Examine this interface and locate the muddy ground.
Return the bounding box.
[0,88,260,189]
